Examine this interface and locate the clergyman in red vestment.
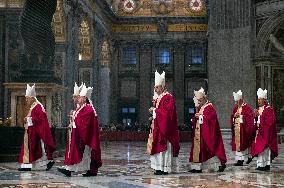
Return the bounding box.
[230,90,254,166]
[18,84,56,171]
[58,83,102,177]
[251,88,278,171]
[189,87,227,173]
[148,71,180,175]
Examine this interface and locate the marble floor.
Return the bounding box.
[0,140,283,188]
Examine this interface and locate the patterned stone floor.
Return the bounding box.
[0,140,283,188]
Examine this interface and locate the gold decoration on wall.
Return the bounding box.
[168,24,207,32]
[114,0,206,17]
[186,0,206,15]
[0,0,24,8]
[52,0,66,42]
[151,0,174,15]
[101,39,110,68]
[112,24,157,32]
[79,19,92,61]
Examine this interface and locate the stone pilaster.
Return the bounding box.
[109,40,120,123]
[92,23,104,115]
[173,42,185,125]
[208,0,255,128]
[64,3,80,125]
[0,16,4,120]
[139,43,152,124]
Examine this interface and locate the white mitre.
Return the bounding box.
[73,82,83,96]
[194,87,206,99]
[79,84,88,97]
[25,84,36,98]
[154,70,165,87]
[85,87,93,99]
[257,88,267,99]
[233,90,242,101]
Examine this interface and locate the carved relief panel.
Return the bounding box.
[52,0,66,42]
[79,18,92,61]
[101,39,110,68]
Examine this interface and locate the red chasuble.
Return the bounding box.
[189,103,227,164]
[151,93,180,157]
[64,104,102,168]
[251,105,278,159]
[19,103,56,163]
[230,103,254,151]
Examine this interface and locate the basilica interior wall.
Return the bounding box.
[0,0,283,129]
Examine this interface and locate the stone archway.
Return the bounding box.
[255,11,284,57]
[255,11,284,124]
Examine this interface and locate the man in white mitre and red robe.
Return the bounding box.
[18,84,56,171]
[189,87,227,173]
[230,90,254,166]
[251,88,278,171]
[59,82,82,174]
[148,71,180,175]
[58,84,102,177]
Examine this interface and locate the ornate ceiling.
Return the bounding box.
[105,0,207,17]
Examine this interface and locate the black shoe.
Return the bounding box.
[234,160,244,166]
[246,157,253,164]
[255,167,266,171]
[162,171,168,175]
[154,170,163,175]
[57,167,71,177]
[189,169,202,173]
[46,160,55,171]
[82,170,97,177]
[218,164,226,172]
[18,168,31,171]
[265,165,270,171]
